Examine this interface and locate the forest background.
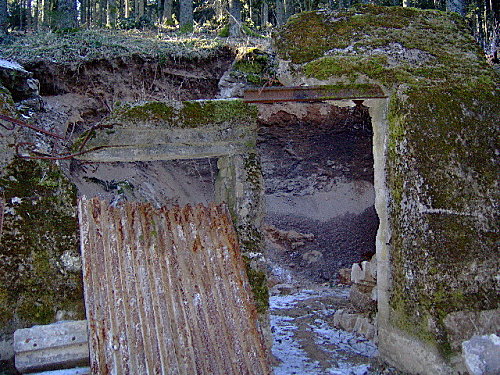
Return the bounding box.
[0,0,498,62]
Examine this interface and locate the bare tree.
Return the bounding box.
[446,0,465,16]
[229,0,241,36]
[162,0,173,24]
[52,0,78,29]
[107,0,118,27]
[179,0,193,32]
[0,0,7,36]
[275,0,285,26]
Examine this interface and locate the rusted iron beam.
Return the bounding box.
[243,84,387,103]
[78,198,271,375]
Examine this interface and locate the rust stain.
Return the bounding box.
[0,194,4,241]
[243,85,387,103]
[78,197,271,375]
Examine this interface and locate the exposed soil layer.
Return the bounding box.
[257,103,378,284]
[26,48,235,99]
[65,158,218,208]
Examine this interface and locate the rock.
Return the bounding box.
[333,309,344,327]
[462,334,500,375]
[14,320,89,374]
[444,309,500,351]
[349,284,376,313]
[271,283,297,295]
[0,59,40,102]
[351,260,376,285]
[29,368,91,375]
[0,336,14,362]
[340,312,358,332]
[338,268,352,285]
[302,250,322,263]
[351,263,363,284]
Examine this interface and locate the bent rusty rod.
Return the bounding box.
[0,114,67,140]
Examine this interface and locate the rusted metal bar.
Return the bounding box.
[0,114,67,140]
[15,142,126,160]
[243,84,387,103]
[78,198,271,375]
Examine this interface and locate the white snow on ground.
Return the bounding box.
[0,58,27,72]
[270,287,378,375]
[271,315,323,375]
[327,363,370,375]
[311,319,378,358]
[270,288,349,310]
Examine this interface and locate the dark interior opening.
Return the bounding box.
[257,102,378,284]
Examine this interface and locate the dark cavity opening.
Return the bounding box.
[257,102,378,285]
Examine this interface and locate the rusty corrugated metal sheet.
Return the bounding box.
[78,197,271,375]
[0,195,4,241]
[243,85,387,103]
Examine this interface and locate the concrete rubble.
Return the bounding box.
[462,334,500,375]
[14,320,89,374]
[331,256,378,341]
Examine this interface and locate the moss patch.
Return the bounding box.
[244,257,269,314]
[232,48,276,86]
[105,99,258,128]
[276,4,495,89]
[0,159,84,328]
[0,83,16,115]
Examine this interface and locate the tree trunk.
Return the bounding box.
[80,0,87,25]
[162,0,173,24]
[0,0,7,35]
[446,0,465,16]
[229,0,241,36]
[275,0,285,26]
[42,0,51,26]
[124,0,131,18]
[26,0,33,29]
[107,0,117,27]
[179,0,193,32]
[284,0,294,20]
[262,0,268,27]
[215,0,227,22]
[52,0,78,29]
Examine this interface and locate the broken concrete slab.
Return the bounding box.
[30,367,90,375]
[462,334,500,375]
[14,320,89,374]
[444,309,500,351]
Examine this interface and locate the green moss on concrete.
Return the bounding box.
[276,3,500,361]
[232,48,276,86]
[277,4,495,89]
[115,101,175,123]
[0,159,84,328]
[180,100,258,127]
[244,258,269,314]
[0,83,16,115]
[105,99,258,128]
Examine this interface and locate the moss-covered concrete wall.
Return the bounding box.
[0,86,85,365]
[275,5,499,373]
[0,159,84,327]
